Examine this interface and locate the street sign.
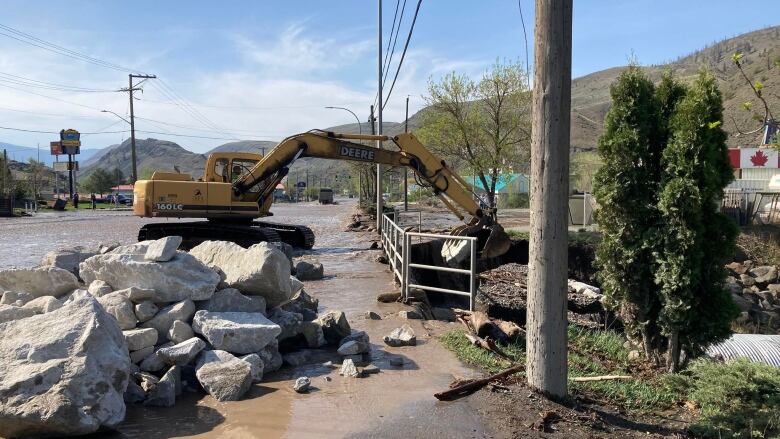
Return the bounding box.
[296,181,306,188]
[60,129,81,155]
[53,161,78,172]
[50,141,62,155]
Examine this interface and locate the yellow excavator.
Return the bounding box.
[133,130,511,258]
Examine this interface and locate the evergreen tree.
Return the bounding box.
[593,66,666,362]
[111,167,125,186]
[82,168,115,195]
[655,70,738,371]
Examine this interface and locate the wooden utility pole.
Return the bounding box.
[125,73,156,183]
[376,0,384,232]
[526,0,573,398]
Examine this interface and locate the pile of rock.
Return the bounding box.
[0,236,354,437]
[725,261,780,332]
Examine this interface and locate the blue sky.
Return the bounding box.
[0,0,776,154]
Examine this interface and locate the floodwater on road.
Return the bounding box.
[5,199,492,438]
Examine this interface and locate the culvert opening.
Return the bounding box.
[407,238,600,324]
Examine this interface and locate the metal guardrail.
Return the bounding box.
[381,212,478,311]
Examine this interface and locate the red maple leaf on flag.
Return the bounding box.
[751,150,770,167]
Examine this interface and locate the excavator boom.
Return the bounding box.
[232,130,510,258]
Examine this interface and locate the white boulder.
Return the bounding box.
[0,304,37,324]
[140,300,196,342]
[0,266,78,298]
[22,296,63,314]
[144,236,183,262]
[39,246,97,278]
[157,337,206,366]
[197,288,266,314]
[80,252,219,302]
[123,328,158,351]
[167,320,195,344]
[0,297,130,438]
[192,310,281,354]
[195,350,253,401]
[87,279,113,297]
[0,291,34,306]
[189,241,292,308]
[97,293,138,330]
[134,301,158,323]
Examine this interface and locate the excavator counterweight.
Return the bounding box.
[133,130,511,258]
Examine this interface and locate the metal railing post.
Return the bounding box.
[470,237,477,311]
[403,232,410,302]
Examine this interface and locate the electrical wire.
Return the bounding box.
[373,0,406,109]
[0,82,106,112]
[382,0,422,110]
[0,73,117,93]
[0,125,127,135]
[0,23,145,74]
[517,0,531,88]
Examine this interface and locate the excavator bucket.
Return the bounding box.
[441,221,512,265]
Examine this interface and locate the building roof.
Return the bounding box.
[465,173,529,193]
[111,184,134,191]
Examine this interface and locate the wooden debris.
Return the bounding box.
[434,364,524,401]
[571,375,632,382]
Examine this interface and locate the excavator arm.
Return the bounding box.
[232,130,510,258]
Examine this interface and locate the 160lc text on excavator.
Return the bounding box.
[132,130,511,258]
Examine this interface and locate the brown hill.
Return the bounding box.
[571,25,780,150]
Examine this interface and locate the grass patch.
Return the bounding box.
[440,327,780,437]
[736,226,780,266]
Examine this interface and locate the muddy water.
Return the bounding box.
[90,199,489,439]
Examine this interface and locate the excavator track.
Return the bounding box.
[253,221,315,249]
[138,221,303,250]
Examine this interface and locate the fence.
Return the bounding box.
[380,212,479,310]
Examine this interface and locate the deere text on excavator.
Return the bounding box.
[133,130,511,258]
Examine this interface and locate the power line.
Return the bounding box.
[517,0,531,88]
[134,116,288,137]
[0,23,145,74]
[0,125,128,135]
[0,82,106,111]
[373,0,407,109]
[383,0,423,110]
[140,97,366,111]
[0,71,117,93]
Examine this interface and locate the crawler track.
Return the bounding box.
[138,221,314,250]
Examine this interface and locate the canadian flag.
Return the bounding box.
[728,148,780,169]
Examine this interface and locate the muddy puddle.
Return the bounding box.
[90,199,489,439]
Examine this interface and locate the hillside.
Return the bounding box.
[78,138,207,181]
[571,25,780,150]
[1,142,104,166]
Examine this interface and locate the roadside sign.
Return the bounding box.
[50,141,62,155]
[296,181,306,188]
[60,129,81,155]
[53,161,78,172]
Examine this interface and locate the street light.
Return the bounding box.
[325,106,362,134]
[101,109,136,182]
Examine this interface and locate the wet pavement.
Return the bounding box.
[3,200,492,438]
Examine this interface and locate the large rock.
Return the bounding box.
[0,298,130,438]
[317,310,351,345]
[338,330,370,355]
[267,307,303,340]
[22,296,63,314]
[294,260,324,281]
[134,301,158,323]
[123,328,158,351]
[88,279,113,297]
[157,337,206,366]
[0,267,78,298]
[195,350,253,401]
[167,320,195,344]
[383,324,417,347]
[39,246,97,279]
[140,300,196,342]
[144,366,177,407]
[144,236,183,262]
[80,252,219,302]
[257,340,282,374]
[240,353,265,383]
[189,241,292,307]
[97,293,139,330]
[0,291,34,306]
[197,288,266,314]
[0,304,37,324]
[282,289,319,321]
[192,310,281,354]
[299,321,326,348]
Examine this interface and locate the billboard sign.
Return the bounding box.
[296,181,306,188]
[53,161,78,172]
[60,129,81,155]
[50,141,62,156]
